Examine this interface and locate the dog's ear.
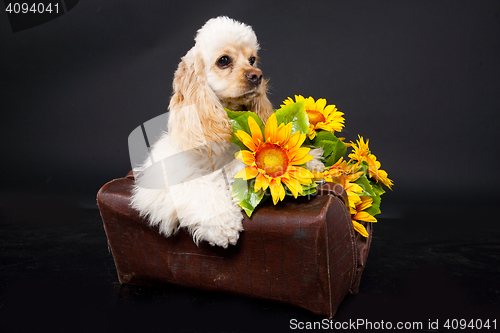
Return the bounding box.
[168,50,232,153]
[247,79,274,123]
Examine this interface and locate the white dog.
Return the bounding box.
[131,17,324,248]
[131,17,274,248]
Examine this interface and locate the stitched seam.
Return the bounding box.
[324,218,333,318]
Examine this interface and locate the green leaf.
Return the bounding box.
[225,109,264,151]
[226,109,265,132]
[274,100,309,135]
[365,195,381,217]
[312,131,347,168]
[354,173,376,198]
[232,178,267,217]
[370,182,386,197]
[357,161,369,174]
[315,140,336,158]
[314,130,338,142]
[351,170,385,217]
[299,182,318,197]
[365,181,385,217]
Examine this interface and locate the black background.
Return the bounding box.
[1,1,499,332]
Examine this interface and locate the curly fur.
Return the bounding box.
[131,17,273,247]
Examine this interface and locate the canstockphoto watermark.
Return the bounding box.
[290,318,424,330]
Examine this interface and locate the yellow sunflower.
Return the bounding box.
[366,154,394,190]
[234,114,314,205]
[348,135,370,162]
[320,157,364,209]
[281,95,345,140]
[349,135,393,189]
[350,196,377,237]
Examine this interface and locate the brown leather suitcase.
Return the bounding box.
[97,172,373,318]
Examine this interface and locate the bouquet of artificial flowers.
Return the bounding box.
[226,95,393,237]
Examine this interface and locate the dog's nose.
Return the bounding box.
[246,69,263,85]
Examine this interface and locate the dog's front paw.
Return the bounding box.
[186,209,243,248]
[173,169,245,247]
[306,158,325,173]
[194,222,242,248]
[306,147,326,173]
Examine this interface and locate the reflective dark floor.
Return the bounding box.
[1,199,499,332]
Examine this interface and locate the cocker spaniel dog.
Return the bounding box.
[131,16,324,247]
[131,17,274,247]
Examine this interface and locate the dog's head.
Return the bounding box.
[169,17,273,154]
[194,16,266,110]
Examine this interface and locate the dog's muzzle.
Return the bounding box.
[245,69,263,86]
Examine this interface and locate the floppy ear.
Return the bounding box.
[168,50,232,154]
[247,79,274,122]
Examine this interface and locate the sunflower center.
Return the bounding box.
[255,143,289,178]
[306,110,326,126]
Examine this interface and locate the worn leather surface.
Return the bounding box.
[97,174,373,318]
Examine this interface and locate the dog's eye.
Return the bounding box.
[217,56,231,68]
[249,57,256,66]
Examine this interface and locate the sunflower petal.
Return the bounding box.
[347,182,364,194]
[234,166,259,180]
[357,196,373,211]
[276,123,288,145]
[325,110,344,122]
[254,173,269,192]
[296,132,307,147]
[315,98,327,111]
[247,116,263,144]
[287,132,308,154]
[323,105,336,117]
[269,179,285,205]
[235,130,257,151]
[352,220,369,237]
[294,95,305,102]
[353,211,377,223]
[346,171,363,183]
[285,131,301,149]
[283,122,293,145]
[347,191,362,208]
[279,183,286,201]
[287,166,313,184]
[282,176,303,198]
[280,97,295,107]
[235,150,256,166]
[381,175,394,190]
[307,126,317,140]
[312,171,325,180]
[289,147,314,165]
[265,113,278,143]
[305,96,316,110]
